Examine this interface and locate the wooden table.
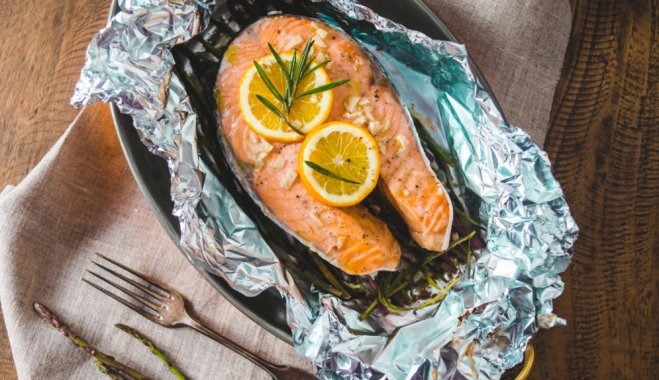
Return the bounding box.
[0,1,655,379]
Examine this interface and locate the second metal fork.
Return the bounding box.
[83,253,315,380]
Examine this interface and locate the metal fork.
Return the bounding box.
[83,253,316,380]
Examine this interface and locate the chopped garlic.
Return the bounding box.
[313,26,328,48]
[316,52,326,63]
[346,96,360,113]
[292,119,303,128]
[310,94,318,103]
[353,116,366,125]
[395,135,407,154]
[254,152,269,167]
[367,121,382,135]
[402,189,410,196]
[316,28,328,38]
[269,156,285,169]
[344,96,383,130]
[250,137,273,168]
[315,37,327,48]
[278,169,298,189]
[380,121,390,132]
[284,34,303,50]
[364,108,375,122]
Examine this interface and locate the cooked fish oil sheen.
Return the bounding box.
[217,15,453,275]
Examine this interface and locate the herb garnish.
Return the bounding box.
[253,39,350,135]
[304,160,363,184]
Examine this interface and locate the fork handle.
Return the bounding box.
[183,316,315,380]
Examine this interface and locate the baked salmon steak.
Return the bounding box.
[216,15,452,275]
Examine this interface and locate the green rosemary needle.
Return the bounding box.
[304,160,362,184]
[253,39,350,135]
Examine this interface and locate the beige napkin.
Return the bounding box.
[0,1,570,378]
[426,0,572,145]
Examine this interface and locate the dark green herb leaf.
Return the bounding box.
[255,39,349,123]
[304,160,362,184]
[268,43,290,84]
[254,61,285,104]
[310,254,352,299]
[415,123,455,166]
[465,244,473,279]
[297,79,351,98]
[300,54,318,77]
[285,50,298,109]
[297,40,314,82]
[455,207,483,228]
[255,94,305,135]
[301,60,331,79]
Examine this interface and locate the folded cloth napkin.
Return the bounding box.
[0,1,570,378]
[0,104,311,379]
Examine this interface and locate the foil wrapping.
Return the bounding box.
[72,0,578,379]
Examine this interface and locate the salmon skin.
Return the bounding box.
[216,15,452,275]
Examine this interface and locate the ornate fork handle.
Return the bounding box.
[181,314,315,380]
[85,253,316,380]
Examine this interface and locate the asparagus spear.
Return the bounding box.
[33,303,150,380]
[115,324,187,380]
[96,361,124,380]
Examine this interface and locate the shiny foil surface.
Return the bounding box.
[72,1,578,378]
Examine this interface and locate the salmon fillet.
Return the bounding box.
[364,86,453,251]
[254,145,400,275]
[217,15,452,274]
[217,16,400,275]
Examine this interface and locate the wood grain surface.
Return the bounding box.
[532,0,658,379]
[0,1,656,379]
[0,1,109,378]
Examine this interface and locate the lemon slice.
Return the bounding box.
[299,122,380,207]
[239,53,333,142]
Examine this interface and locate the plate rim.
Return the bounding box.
[109,0,506,346]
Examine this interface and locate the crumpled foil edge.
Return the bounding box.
[71,1,578,379]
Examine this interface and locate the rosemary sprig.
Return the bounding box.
[254,40,350,135]
[310,254,353,300]
[422,231,476,266]
[400,276,460,311]
[464,244,474,279]
[454,207,483,228]
[304,160,362,184]
[297,81,350,98]
[359,277,461,320]
[255,95,305,135]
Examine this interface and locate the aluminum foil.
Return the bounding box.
[72,0,578,379]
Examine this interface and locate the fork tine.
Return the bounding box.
[92,261,165,301]
[82,279,160,321]
[95,252,171,296]
[86,270,162,313]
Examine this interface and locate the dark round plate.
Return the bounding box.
[110,0,504,344]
